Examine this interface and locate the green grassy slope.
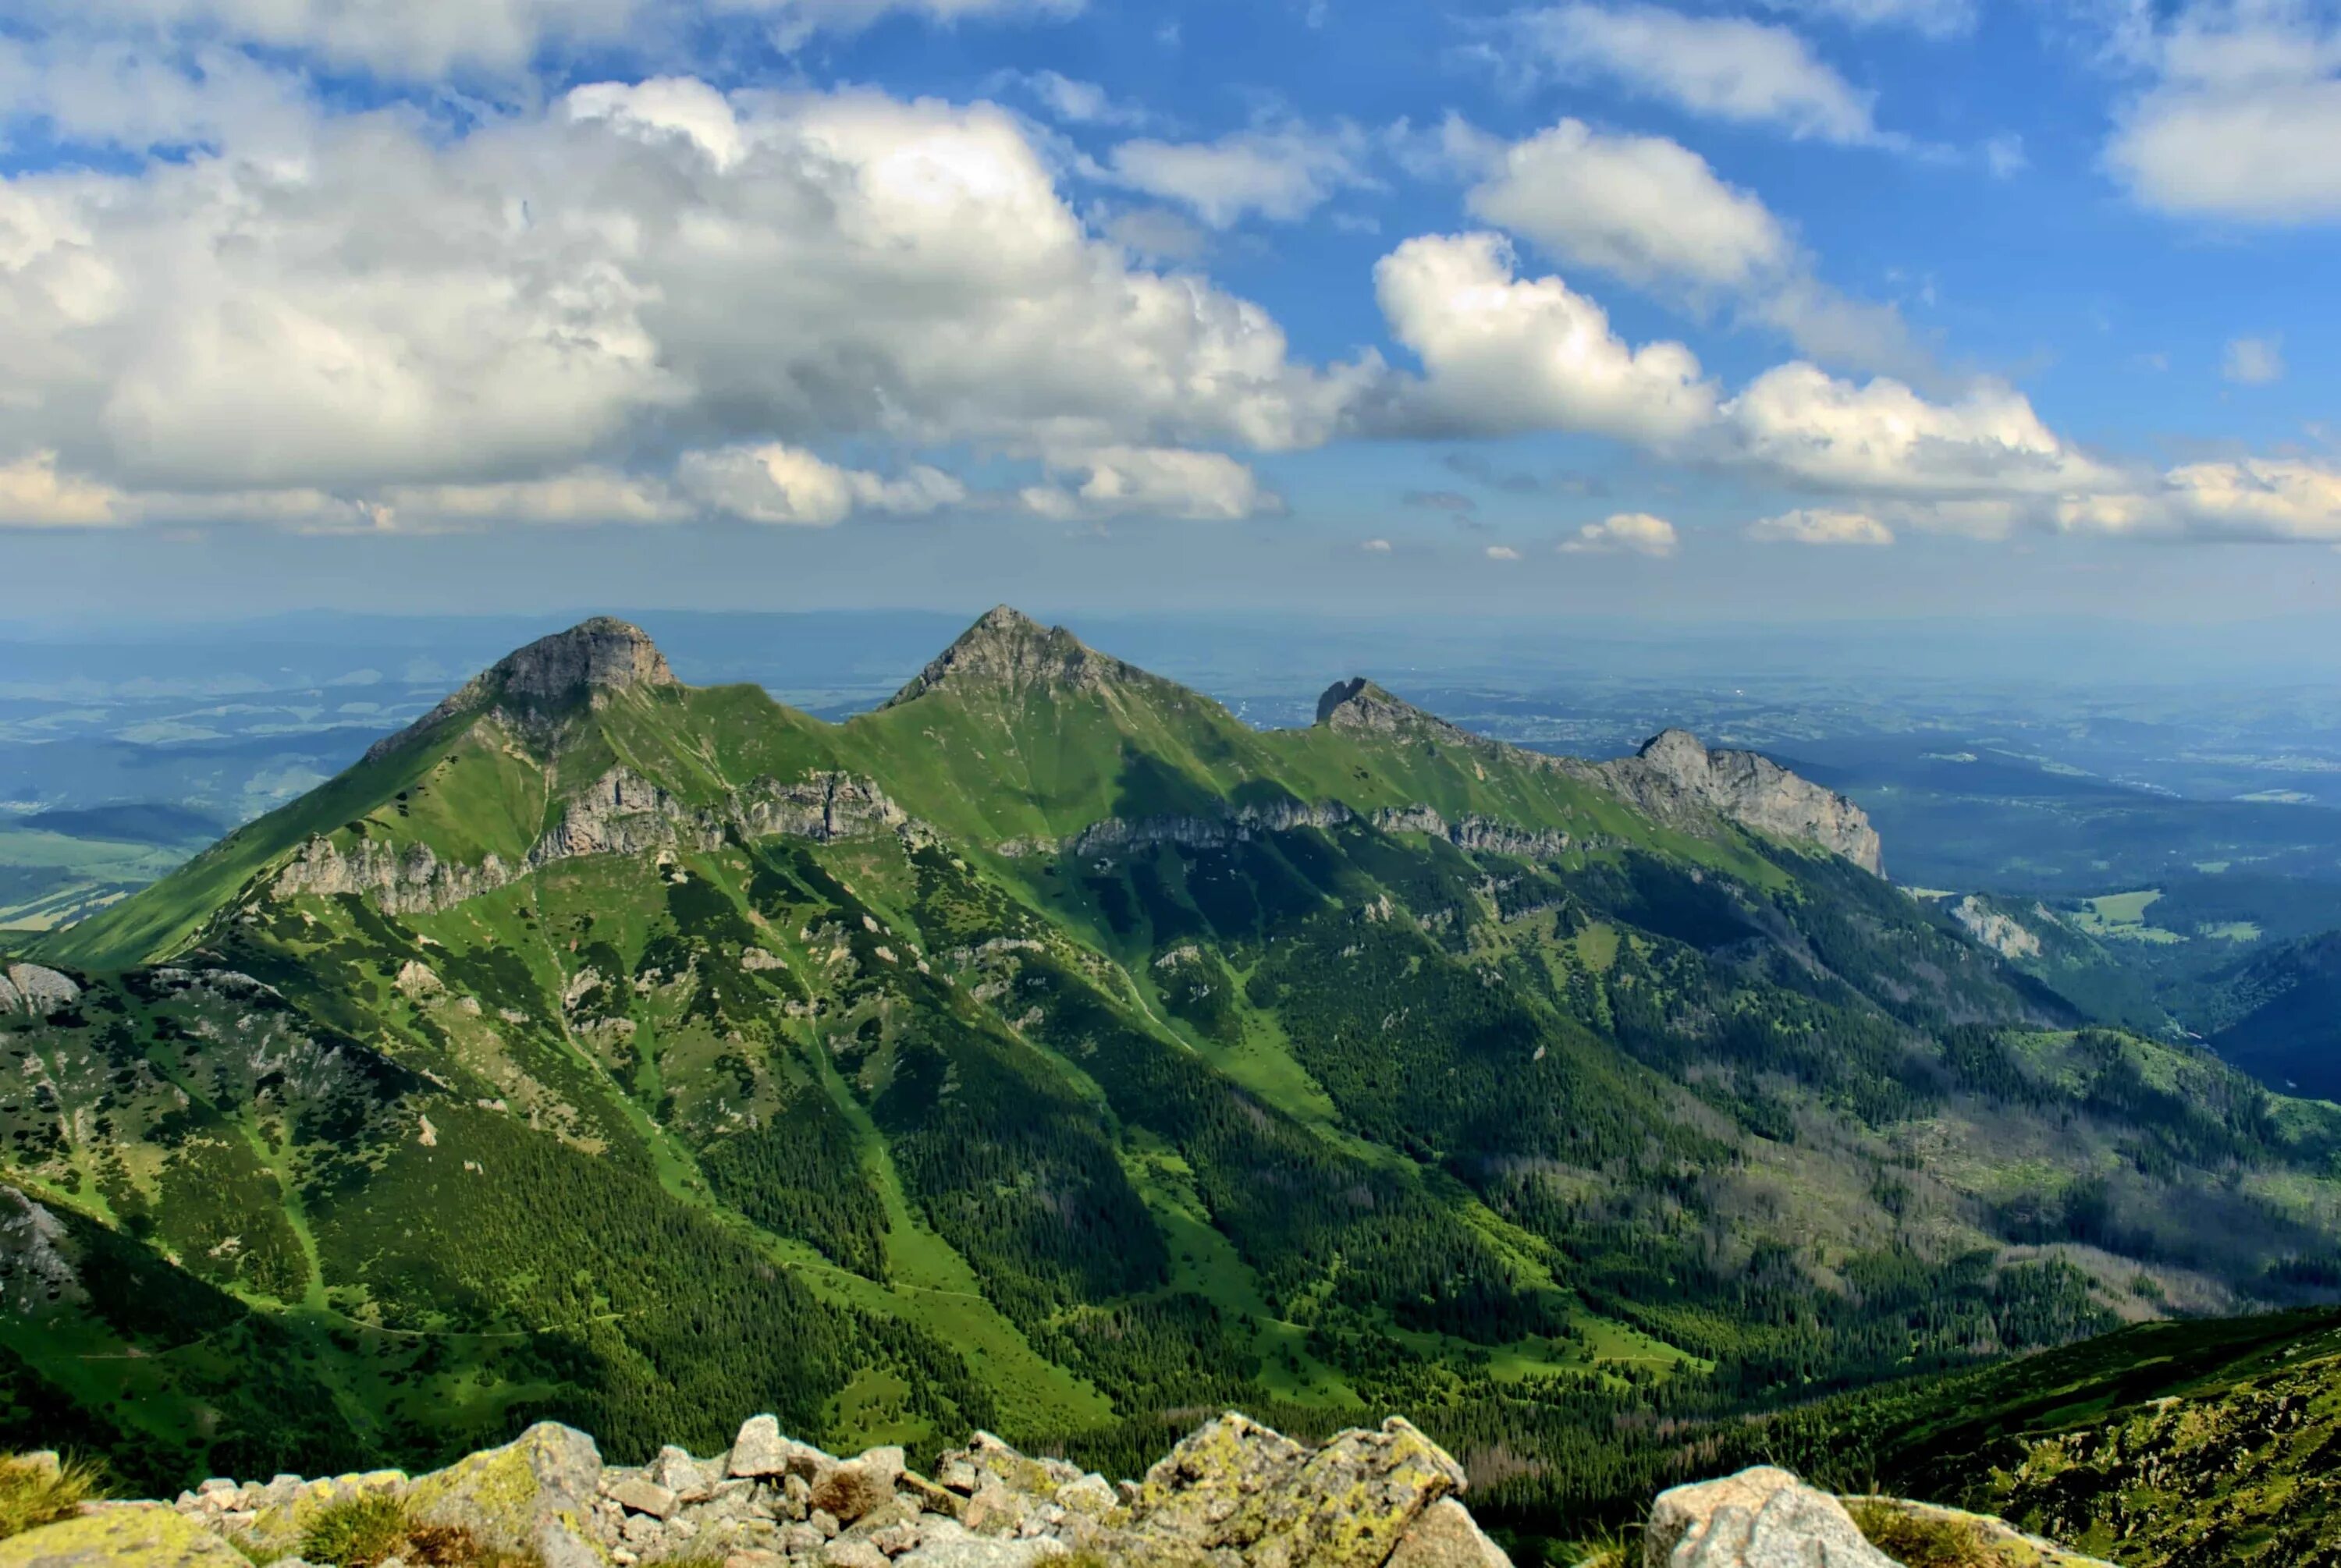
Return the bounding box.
[8,609,2341,1538]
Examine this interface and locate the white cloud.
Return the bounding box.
[1984,133,2027,178]
[1485,544,1522,559]
[1373,232,1718,443]
[1761,0,1974,37]
[1459,116,1921,374]
[1721,362,2114,496]
[1361,537,1393,551]
[1746,506,1895,545]
[679,444,965,526]
[1511,3,1887,145]
[2059,458,2341,541]
[27,0,1083,79]
[0,451,126,527]
[1465,119,1790,293]
[2223,335,2285,385]
[1560,511,1678,555]
[0,81,1371,516]
[997,69,1147,127]
[1018,446,1278,520]
[2106,5,2341,222]
[1107,122,1370,227]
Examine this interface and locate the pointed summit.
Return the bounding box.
[1314,677,1485,749]
[365,617,675,761]
[882,606,1146,708]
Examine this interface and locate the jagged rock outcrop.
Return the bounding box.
[272,835,517,917]
[1044,803,1572,864]
[365,617,676,763]
[272,771,910,917]
[1600,731,1884,878]
[1316,679,1497,753]
[0,1187,83,1317]
[48,1413,1508,1568]
[0,963,80,1018]
[1952,896,2044,961]
[883,607,1153,709]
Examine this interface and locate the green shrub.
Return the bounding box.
[0,1452,106,1541]
[1846,1499,2006,1568]
[296,1492,412,1567]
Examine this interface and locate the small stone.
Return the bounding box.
[783,1523,827,1553]
[897,1473,963,1520]
[822,1540,890,1568]
[730,1416,792,1478]
[812,1461,893,1525]
[612,1478,679,1520]
[726,1554,785,1568]
[1053,1474,1114,1518]
[937,1459,979,1495]
[813,1509,842,1539]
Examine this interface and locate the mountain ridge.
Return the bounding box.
[5,608,2339,1539]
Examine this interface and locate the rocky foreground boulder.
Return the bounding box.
[0,1416,2108,1568]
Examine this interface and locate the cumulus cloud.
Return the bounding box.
[1465,119,1790,293]
[679,445,966,525]
[1560,511,1678,555]
[1746,506,1895,545]
[2223,335,2285,385]
[2059,458,2341,541]
[1018,446,1279,520]
[1360,537,1394,551]
[0,80,1373,523]
[1107,120,1371,226]
[1485,544,1522,559]
[1458,116,1921,374]
[0,452,126,527]
[2106,3,2341,222]
[1721,363,2114,496]
[1510,3,1888,145]
[27,0,1082,79]
[1373,232,1718,443]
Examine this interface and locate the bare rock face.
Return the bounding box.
[0,963,81,1018]
[1644,1468,1892,1568]
[0,1185,84,1317]
[364,616,674,762]
[1316,679,1490,752]
[1601,731,1885,877]
[883,607,1149,709]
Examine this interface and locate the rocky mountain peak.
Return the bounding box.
[1601,729,1885,877]
[364,617,675,762]
[490,616,676,706]
[1315,677,1485,749]
[882,605,1146,708]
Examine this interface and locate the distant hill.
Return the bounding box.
[5,611,2340,1528]
[22,803,225,846]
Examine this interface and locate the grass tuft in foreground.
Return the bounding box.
[0,1452,106,1542]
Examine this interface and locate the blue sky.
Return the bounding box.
[1,0,2337,623]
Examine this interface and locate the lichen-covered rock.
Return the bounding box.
[1387,1498,1513,1568]
[405,1421,604,1568]
[1129,1413,1467,1568]
[1645,1468,1892,1568]
[0,1504,247,1566]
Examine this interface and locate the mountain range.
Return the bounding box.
[3,609,2339,1541]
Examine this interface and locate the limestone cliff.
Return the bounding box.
[364,617,676,763]
[1599,730,1885,878]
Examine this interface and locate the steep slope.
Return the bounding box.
[8,610,2341,1529]
[1753,1307,2341,1567]
[2197,928,2341,1099]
